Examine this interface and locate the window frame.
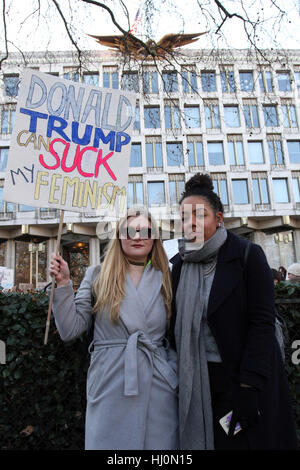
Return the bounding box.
[201,71,217,92]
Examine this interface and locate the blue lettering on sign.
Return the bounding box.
[19,108,131,152]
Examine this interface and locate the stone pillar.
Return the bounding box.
[46,238,57,281]
[89,237,101,266]
[5,240,16,285]
[293,229,300,262]
[250,231,266,250]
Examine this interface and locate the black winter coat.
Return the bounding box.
[169,230,298,450]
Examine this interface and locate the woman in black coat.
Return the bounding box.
[168,173,297,450]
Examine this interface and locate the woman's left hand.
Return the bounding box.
[228,386,260,437]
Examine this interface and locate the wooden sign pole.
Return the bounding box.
[44,210,65,345]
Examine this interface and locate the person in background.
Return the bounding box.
[271,269,283,285]
[49,206,178,450]
[286,263,300,284]
[168,173,297,450]
[278,266,287,281]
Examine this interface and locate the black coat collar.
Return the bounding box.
[170,231,249,317]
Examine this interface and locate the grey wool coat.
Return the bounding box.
[50,264,179,450]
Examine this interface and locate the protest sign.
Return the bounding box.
[0,267,14,289]
[3,68,136,217]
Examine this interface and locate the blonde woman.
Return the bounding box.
[49,206,178,450]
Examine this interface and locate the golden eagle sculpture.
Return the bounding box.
[88,32,208,59]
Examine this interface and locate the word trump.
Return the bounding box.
[19,110,131,152]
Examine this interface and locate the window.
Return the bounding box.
[204,102,220,129]
[127,181,144,207]
[258,71,273,93]
[83,73,99,86]
[130,143,142,167]
[165,103,181,129]
[4,75,19,97]
[182,70,198,93]
[208,142,224,165]
[220,70,235,93]
[146,142,163,168]
[239,71,254,91]
[292,177,300,202]
[0,187,14,212]
[122,72,139,92]
[201,71,216,92]
[248,141,264,164]
[184,106,200,128]
[148,181,165,205]
[287,141,300,163]
[63,71,79,82]
[0,148,9,172]
[252,177,269,204]
[243,104,259,128]
[187,141,204,166]
[277,72,291,91]
[144,106,160,129]
[295,72,300,91]
[228,141,244,165]
[232,179,249,204]
[166,143,183,166]
[18,204,35,212]
[143,71,158,93]
[224,106,240,127]
[103,69,118,89]
[162,71,178,93]
[282,103,297,128]
[212,178,229,205]
[169,179,185,205]
[268,139,284,165]
[273,179,289,203]
[134,105,140,131]
[1,108,15,134]
[263,105,278,127]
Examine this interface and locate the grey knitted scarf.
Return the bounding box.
[175,225,227,450]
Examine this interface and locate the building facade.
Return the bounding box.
[0,48,300,288]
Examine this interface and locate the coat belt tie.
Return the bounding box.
[91,331,178,396]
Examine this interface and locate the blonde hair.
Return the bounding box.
[92,206,172,325]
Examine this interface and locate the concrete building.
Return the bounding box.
[0,48,300,288]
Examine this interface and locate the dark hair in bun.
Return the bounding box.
[179,173,224,213]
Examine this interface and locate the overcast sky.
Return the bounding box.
[1,0,300,54]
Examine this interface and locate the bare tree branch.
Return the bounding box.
[50,0,84,70]
[0,0,8,69]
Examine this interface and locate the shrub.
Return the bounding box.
[0,289,88,450]
[275,281,300,447]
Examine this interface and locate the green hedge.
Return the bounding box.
[0,282,299,450]
[0,288,88,450]
[275,281,300,446]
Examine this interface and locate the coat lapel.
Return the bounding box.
[136,265,162,316]
[119,265,162,334]
[207,232,243,317]
[119,273,147,334]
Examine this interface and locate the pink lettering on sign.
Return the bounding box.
[39,138,116,180]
